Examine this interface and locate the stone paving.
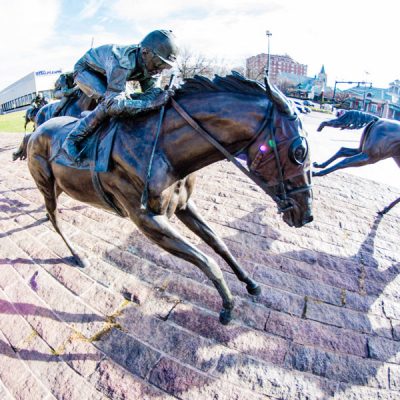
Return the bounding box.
[0,130,400,400]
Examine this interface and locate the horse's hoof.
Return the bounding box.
[219,308,233,325]
[72,254,89,268]
[312,162,320,168]
[246,282,261,296]
[312,171,320,177]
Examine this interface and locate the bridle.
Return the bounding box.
[170,98,312,214]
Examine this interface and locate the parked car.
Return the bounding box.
[291,99,311,114]
[303,100,317,108]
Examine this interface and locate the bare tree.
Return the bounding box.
[175,47,240,82]
[246,64,265,82]
[176,47,215,80]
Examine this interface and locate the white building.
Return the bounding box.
[0,69,62,113]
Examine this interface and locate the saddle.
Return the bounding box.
[53,119,118,172]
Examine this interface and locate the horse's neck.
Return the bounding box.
[162,95,267,177]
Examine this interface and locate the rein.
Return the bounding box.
[171,98,273,195]
[171,98,311,213]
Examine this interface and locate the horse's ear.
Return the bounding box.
[264,75,294,116]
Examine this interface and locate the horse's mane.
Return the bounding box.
[176,71,266,98]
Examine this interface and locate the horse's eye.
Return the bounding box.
[289,137,308,165]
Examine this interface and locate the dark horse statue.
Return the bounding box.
[313,110,400,214]
[12,91,96,161]
[24,106,40,131]
[27,73,313,324]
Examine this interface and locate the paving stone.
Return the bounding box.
[170,302,289,366]
[285,343,389,389]
[117,304,229,372]
[95,328,161,379]
[264,309,368,357]
[89,358,175,400]
[149,356,268,400]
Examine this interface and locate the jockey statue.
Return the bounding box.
[52,72,80,117]
[31,92,48,109]
[62,29,179,161]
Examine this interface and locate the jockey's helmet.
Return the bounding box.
[140,30,179,66]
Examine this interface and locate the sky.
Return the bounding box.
[0,0,398,91]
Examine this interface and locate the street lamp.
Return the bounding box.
[266,30,272,77]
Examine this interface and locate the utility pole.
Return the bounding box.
[265,30,272,77]
[332,80,372,103]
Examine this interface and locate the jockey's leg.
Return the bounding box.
[61,102,107,160]
[61,66,107,160]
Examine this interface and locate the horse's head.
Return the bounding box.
[246,77,313,228]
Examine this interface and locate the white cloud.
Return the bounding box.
[0,0,61,88]
[0,0,398,90]
[109,0,399,87]
[79,0,106,20]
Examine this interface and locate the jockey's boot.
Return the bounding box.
[62,104,107,161]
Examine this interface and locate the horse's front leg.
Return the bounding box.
[379,196,400,215]
[135,211,235,324]
[313,152,370,177]
[313,147,359,169]
[176,199,261,296]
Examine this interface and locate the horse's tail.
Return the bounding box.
[318,110,378,131]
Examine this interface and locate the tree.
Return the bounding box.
[174,47,240,82]
[246,64,265,82]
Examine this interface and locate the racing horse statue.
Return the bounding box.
[27,72,313,324]
[12,90,96,161]
[24,106,40,131]
[313,110,400,214]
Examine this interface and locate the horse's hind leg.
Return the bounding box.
[313,147,359,169]
[378,156,400,215]
[176,199,261,296]
[313,152,370,177]
[12,133,31,161]
[29,155,84,267]
[134,211,235,324]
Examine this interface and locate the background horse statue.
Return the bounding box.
[13,91,96,161]
[27,73,313,324]
[24,106,40,131]
[313,110,400,214]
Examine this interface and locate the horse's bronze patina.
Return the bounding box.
[313,110,400,214]
[13,91,96,161]
[27,73,313,324]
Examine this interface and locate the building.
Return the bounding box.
[0,69,62,113]
[246,53,307,84]
[339,84,400,120]
[285,65,328,100]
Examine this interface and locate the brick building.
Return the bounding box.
[246,53,307,84]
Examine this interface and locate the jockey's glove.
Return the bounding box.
[107,89,173,117]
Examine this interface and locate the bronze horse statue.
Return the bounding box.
[13,91,96,161]
[27,73,313,324]
[24,106,40,131]
[313,110,400,214]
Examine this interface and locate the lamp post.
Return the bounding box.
[266,30,272,77]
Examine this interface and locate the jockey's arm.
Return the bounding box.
[63,85,79,97]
